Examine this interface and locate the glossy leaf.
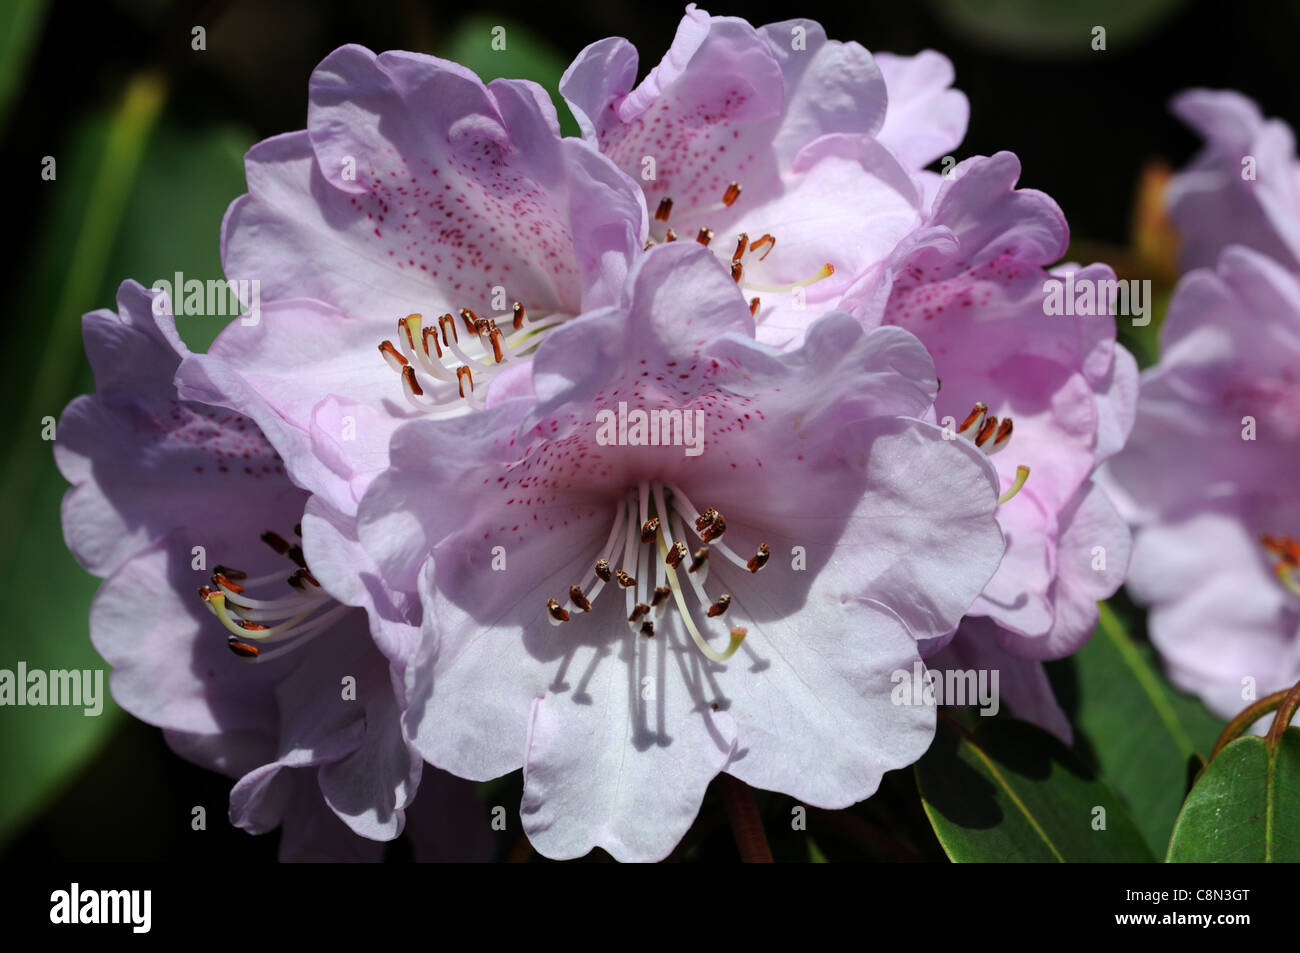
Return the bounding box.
[917,712,1155,861]
[1166,729,1300,862]
[1054,601,1223,855]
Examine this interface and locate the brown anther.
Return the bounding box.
[512,301,525,331]
[651,586,671,607]
[747,543,770,573]
[994,417,1014,445]
[616,569,637,589]
[288,568,320,590]
[696,509,727,542]
[487,322,505,363]
[689,546,709,573]
[640,620,656,638]
[422,325,443,359]
[731,260,744,283]
[974,416,999,448]
[238,620,269,631]
[227,637,260,659]
[595,558,612,582]
[749,297,760,316]
[733,234,748,261]
[710,702,719,711]
[547,598,570,623]
[654,197,674,222]
[696,227,714,247]
[378,340,409,367]
[457,365,474,398]
[460,308,480,335]
[293,523,302,537]
[1263,534,1300,567]
[644,240,657,251]
[212,565,246,581]
[666,540,688,568]
[665,228,678,242]
[261,531,290,555]
[640,517,660,544]
[402,365,424,397]
[399,315,418,350]
[286,544,307,569]
[707,594,732,618]
[438,313,458,346]
[474,318,491,338]
[750,234,775,261]
[569,584,592,613]
[628,603,650,623]
[197,585,214,601]
[212,572,244,594]
[722,182,742,207]
[958,402,987,434]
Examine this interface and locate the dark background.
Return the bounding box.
[0,0,1291,862]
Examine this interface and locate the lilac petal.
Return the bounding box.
[278,776,388,862]
[561,8,786,216]
[1133,502,1300,721]
[1167,89,1300,271]
[757,17,888,165]
[1002,480,1131,661]
[873,50,968,170]
[521,638,738,862]
[176,297,417,513]
[968,486,1057,638]
[930,618,1073,744]
[716,597,935,808]
[164,728,275,782]
[1103,246,1300,520]
[224,46,643,322]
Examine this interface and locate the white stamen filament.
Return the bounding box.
[384,307,557,417]
[550,483,749,662]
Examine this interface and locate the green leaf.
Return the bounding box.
[916,712,1155,861]
[438,15,579,137]
[0,0,47,132]
[1055,601,1224,856]
[0,106,251,845]
[1167,729,1300,862]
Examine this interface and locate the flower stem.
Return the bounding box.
[1211,687,1293,760]
[717,774,773,863]
[1265,680,1300,754]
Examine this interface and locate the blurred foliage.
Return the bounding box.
[0,0,47,131]
[928,0,1188,58]
[0,82,251,845]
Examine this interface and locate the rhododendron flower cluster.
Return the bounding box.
[54,4,1195,864]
